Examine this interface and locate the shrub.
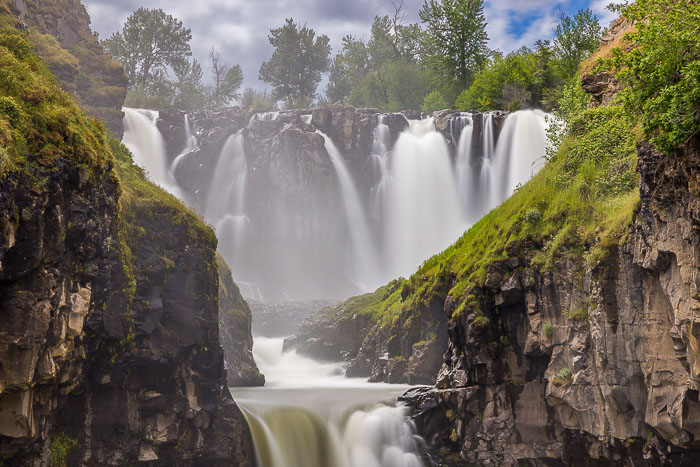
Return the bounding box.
[552,366,573,386]
[50,433,78,467]
[450,428,459,443]
[603,0,700,154]
[543,321,554,339]
[568,305,589,322]
[524,208,542,225]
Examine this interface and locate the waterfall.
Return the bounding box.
[204,131,256,297]
[384,118,465,279]
[122,108,182,198]
[318,131,382,291]
[123,108,552,302]
[233,337,424,467]
[455,110,552,224]
[169,114,197,178]
[489,110,550,203]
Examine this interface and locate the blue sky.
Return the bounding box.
[83,0,618,91]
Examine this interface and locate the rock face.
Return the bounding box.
[217,255,264,387]
[398,113,700,464]
[285,282,449,385]
[0,23,254,467]
[2,0,128,136]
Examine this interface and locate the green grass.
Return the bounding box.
[0,30,113,179]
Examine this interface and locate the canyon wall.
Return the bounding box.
[0,4,256,463]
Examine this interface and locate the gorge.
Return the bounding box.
[120,105,552,465]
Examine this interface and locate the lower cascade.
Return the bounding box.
[232,337,424,467]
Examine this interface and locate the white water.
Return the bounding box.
[169,114,198,178]
[232,338,424,467]
[384,119,465,279]
[318,131,382,291]
[122,108,552,301]
[489,110,551,203]
[122,108,183,198]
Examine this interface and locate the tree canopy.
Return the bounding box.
[102,8,192,88]
[419,0,489,93]
[104,8,244,110]
[259,18,331,108]
[603,0,700,154]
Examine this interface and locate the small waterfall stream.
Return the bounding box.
[122,108,183,198]
[383,118,465,280]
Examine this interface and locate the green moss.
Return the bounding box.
[50,433,78,467]
[446,409,456,421]
[0,30,112,179]
[450,428,459,443]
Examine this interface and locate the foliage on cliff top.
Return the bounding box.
[600,0,700,154]
[0,30,113,178]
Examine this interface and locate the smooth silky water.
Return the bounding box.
[231,337,424,467]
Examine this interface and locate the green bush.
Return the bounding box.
[524,208,542,225]
[50,433,78,467]
[543,321,554,340]
[552,367,573,386]
[568,305,589,322]
[421,90,448,114]
[603,0,700,154]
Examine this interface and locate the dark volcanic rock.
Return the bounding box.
[217,255,264,387]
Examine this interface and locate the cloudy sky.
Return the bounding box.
[83,0,617,91]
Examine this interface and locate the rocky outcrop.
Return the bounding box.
[398,113,700,465]
[1,0,128,136]
[285,281,449,385]
[217,254,264,387]
[0,28,254,466]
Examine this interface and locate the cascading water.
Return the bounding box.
[169,114,197,178]
[232,337,424,467]
[318,131,382,291]
[384,118,465,279]
[455,110,552,224]
[489,110,551,203]
[122,107,552,301]
[122,108,183,198]
[204,131,259,299]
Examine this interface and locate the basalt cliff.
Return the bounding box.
[0,3,256,465]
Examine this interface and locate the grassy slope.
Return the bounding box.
[337,103,640,329]
[0,0,126,131]
[0,30,113,181]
